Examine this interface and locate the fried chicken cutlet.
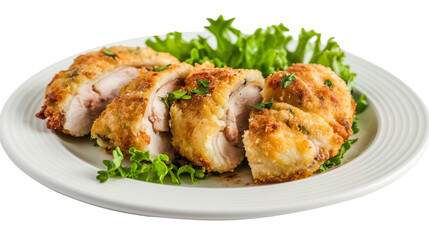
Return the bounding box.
[36,46,179,136]
[244,63,356,183]
[91,63,194,160]
[170,62,265,173]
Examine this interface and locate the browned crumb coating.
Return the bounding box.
[264,63,355,140]
[36,46,179,136]
[170,63,265,172]
[91,63,194,156]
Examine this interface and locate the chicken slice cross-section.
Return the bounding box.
[169,62,265,173]
[90,63,194,160]
[36,46,179,136]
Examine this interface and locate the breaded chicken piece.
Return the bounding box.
[244,63,356,183]
[91,63,194,159]
[170,62,264,173]
[264,63,355,140]
[36,46,179,136]
[243,103,343,184]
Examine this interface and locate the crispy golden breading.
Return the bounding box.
[244,64,356,184]
[264,63,355,140]
[36,46,179,136]
[90,63,194,159]
[170,63,265,172]
[243,103,343,184]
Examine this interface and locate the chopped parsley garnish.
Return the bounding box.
[190,88,209,95]
[159,96,170,108]
[90,137,100,147]
[153,64,171,72]
[103,49,116,58]
[189,86,209,95]
[324,79,334,88]
[288,107,294,114]
[299,125,310,134]
[159,90,190,109]
[189,79,210,95]
[281,73,296,88]
[159,79,210,108]
[249,98,274,110]
[196,79,210,87]
[96,147,208,184]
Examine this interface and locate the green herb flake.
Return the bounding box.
[103,49,116,57]
[159,79,211,109]
[159,90,191,109]
[288,107,294,114]
[324,79,334,88]
[298,124,309,134]
[281,73,296,89]
[159,96,170,109]
[153,64,171,72]
[190,79,210,95]
[196,79,210,87]
[249,98,274,110]
[301,125,310,134]
[90,137,100,147]
[189,87,209,95]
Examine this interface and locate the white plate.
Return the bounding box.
[1,34,428,220]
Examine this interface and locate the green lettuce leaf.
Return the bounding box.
[146,15,357,86]
[355,94,369,114]
[318,139,358,173]
[177,165,208,184]
[352,116,360,134]
[96,148,208,184]
[96,147,124,183]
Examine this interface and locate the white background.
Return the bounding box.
[1,0,428,239]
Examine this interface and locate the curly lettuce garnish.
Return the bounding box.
[96,147,207,184]
[318,139,358,173]
[146,15,357,86]
[355,94,369,114]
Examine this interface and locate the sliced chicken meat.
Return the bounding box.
[90,63,194,160]
[170,62,264,172]
[36,46,179,136]
[225,83,263,146]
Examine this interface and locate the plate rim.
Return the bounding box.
[1,33,428,220]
